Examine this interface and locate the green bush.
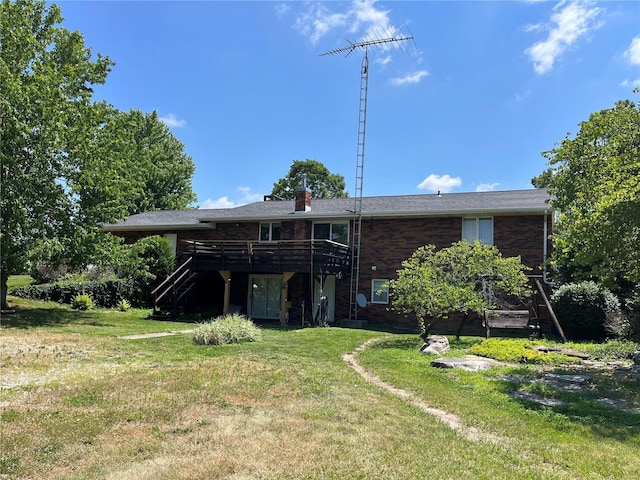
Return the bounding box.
[618,284,640,341]
[551,281,621,341]
[71,293,93,310]
[10,279,134,308]
[119,236,175,307]
[117,299,131,312]
[470,339,579,365]
[191,314,262,345]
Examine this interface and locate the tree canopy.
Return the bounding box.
[532,97,640,292]
[271,159,349,199]
[0,0,196,308]
[389,241,531,338]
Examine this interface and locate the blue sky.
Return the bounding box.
[59,0,639,209]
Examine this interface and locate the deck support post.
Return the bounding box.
[280,272,295,326]
[219,270,231,315]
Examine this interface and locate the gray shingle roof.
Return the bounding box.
[103,189,552,231]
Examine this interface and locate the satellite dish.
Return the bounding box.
[356,293,368,308]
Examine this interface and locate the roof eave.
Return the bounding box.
[103,223,216,232]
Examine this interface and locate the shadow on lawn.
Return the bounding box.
[0,304,110,329]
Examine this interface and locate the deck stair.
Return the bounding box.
[152,256,197,320]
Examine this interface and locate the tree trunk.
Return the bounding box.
[1,272,9,311]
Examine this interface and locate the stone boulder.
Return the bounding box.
[420,335,450,355]
[431,355,502,372]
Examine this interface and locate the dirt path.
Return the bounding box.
[342,337,504,445]
[118,329,194,340]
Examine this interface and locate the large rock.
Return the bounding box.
[431,355,500,371]
[420,336,450,355]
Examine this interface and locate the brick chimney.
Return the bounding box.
[294,187,311,212]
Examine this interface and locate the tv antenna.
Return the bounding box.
[321,29,414,321]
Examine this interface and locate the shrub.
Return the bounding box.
[119,236,175,307]
[551,281,621,341]
[117,299,131,312]
[10,279,134,308]
[470,339,579,365]
[191,314,262,345]
[72,293,93,310]
[31,260,68,284]
[577,339,637,361]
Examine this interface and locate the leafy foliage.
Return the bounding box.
[0,0,113,308]
[532,98,640,291]
[118,236,175,307]
[71,293,94,311]
[390,241,531,338]
[0,1,197,310]
[191,314,262,345]
[117,299,131,312]
[271,159,348,199]
[550,281,621,341]
[10,279,133,308]
[470,339,580,364]
[76,109,197,219]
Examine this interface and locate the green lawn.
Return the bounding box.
[1,294,638,479]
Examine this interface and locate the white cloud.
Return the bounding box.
[476,183,500,192]
[620,79,640,88]
[200,197,236,209]
[417,174,462,193]
[294,0,392,46]
[294,4,348,45]
[626,36,640,65]
[376,55,392,66]
[390,70,429,86]
[237,186,264,204]
[159,113,186,128]
[274,4,290,18]
[525,1,603,75]
[199,186,263,209]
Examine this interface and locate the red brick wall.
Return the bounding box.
[109,212,550,329]
[346,214,550,327]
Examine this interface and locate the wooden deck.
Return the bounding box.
[179,239,352,275]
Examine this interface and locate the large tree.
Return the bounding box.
[0,1,198,308]
[271,159,349,199]
[389,241,531,338]
[532,98,640,292]
[0,0,113,308]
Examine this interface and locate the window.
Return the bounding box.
[371,279,389,304]
[462,217,493,245]
[313,222,349,244]
[260,222,281,241]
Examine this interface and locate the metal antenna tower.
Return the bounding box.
[321,30,414,320]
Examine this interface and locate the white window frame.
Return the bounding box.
[259,222,281,242]
[371,279,389,305]
[312,221,349,245]
[462,217,493,245]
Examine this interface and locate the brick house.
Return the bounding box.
[103,188,553,330]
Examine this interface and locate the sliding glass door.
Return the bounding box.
[248,275,282,319]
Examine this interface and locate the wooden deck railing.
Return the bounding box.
[178,239,352,274]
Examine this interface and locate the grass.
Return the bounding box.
[1,292,639,479]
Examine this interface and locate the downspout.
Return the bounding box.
[543,209,549,284]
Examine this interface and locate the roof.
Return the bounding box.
[103,189,552,231]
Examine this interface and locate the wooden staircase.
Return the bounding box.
[151,256,198,320]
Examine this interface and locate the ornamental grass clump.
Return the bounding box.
[191,314,262,345]
[71,292,94,311]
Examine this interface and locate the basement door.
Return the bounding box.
[248,275,282,320]
[313,275,336,324]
